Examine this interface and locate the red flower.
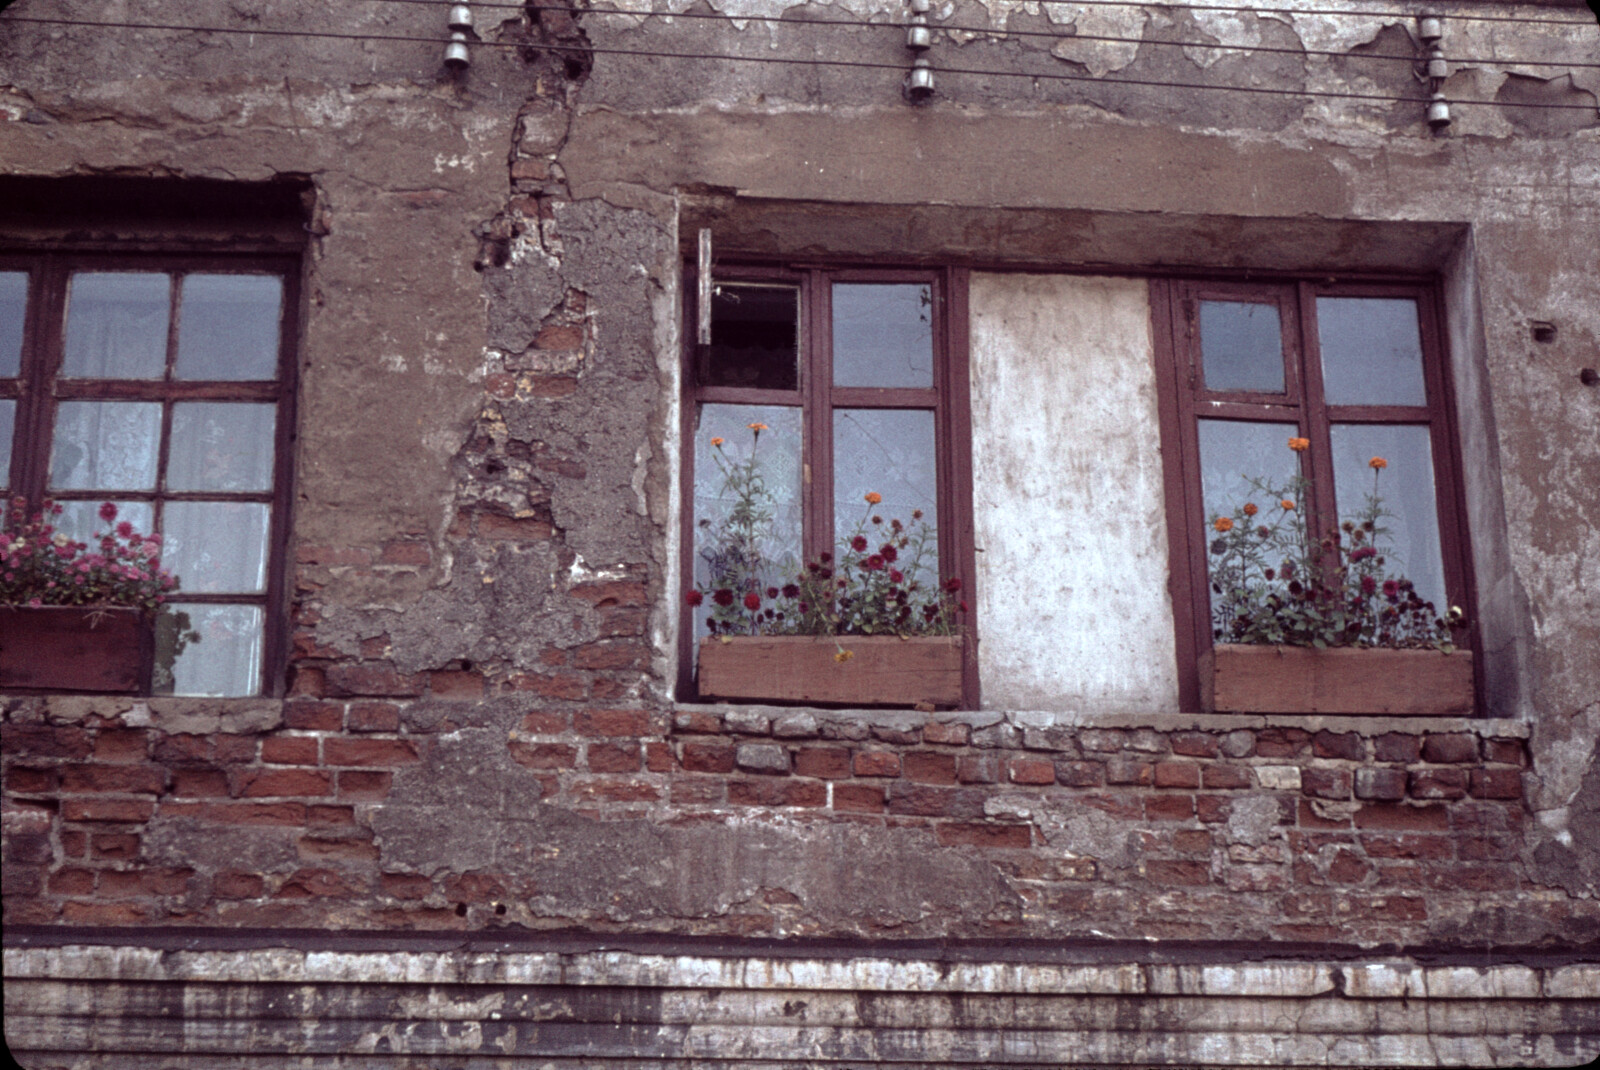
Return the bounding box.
[943,577,962,593]
[685,589,704,607]
[712,588,735,607]
[889,569,904,584]
[850,535,868,553]
[879,544,898,563]
[864,554,884,571]
[98,502,118,523]
[766,587,779,599]
[1360,575,1377,595]
[1382,579,1400,598]
[958,600,968,613]
[116,521,134,538]
[781,583,800,598]
[743,591,761,611]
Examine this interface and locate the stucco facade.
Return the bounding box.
[3,0,1599,1064]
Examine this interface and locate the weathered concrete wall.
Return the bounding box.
[970,273,1178,712]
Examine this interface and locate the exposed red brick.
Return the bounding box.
[729,778,826,808]
[1359,834,1452,860]
[48,868,96,895]
[476,512,555,541]
[1355,767,1407,801]
[854,751,902,778]
[297,835,379,862]
[518,710,570,734]
[1302,767,1352,800]
[214,871,266,899]
[89,833,140,861]
[587,742,642,773]
[378,540,432,567]
[572,641,649,671]
[1421,733,1478,764]
[289,666,326,697]
[1172,829,1213,855]
[60,830,87,857]
[1256,728,1311,758]
[1348,895,1427,920]
[1458,836,1518,861]
[1328,849,1372,884]
[673,710,723,735]
[99,867,192,897]
[347,703,402,733]
[957,755,998,784]
[323,738,421,767]
[152,734,210,762]
[1008,759,1055,785]
[887,785,981,819]
[670,778,727,806]
[1105,760,1153,786]
[5,766,59,794]
[325,664,425,699]
[568,777,660,803]
[381,872,432,899]
[262,736,320,765]
[213,736,258,764]
[1145,794,1195,821]
[336,770,393,800]
[62,798,155,823]
[1483,739,1525,766]
[275,868,362,898]
[61,901,154,925]
[922,722,970,746]
[170,768,230,798]
[832,783,885,813]
[93,729,150,762]
[679,743,736,773]
[283,701,344,731]
[1154,762,1200,789]
[1146,860,1210,886]
[1409,769,1468,800]
[508,742,578,770]
[597,606,649,638]
[644,742,677,773]
[1470,768,1523,800]
[1083,793,1143,820]
[1170,732,1220,758]
[795,748,853,780]
[2,725,91,759]
[1312,730,1365,761]
[902,751,959,784]
[936,823,1031,849]
[534,324,585,350]
[574,708,650,737]
[1353,803,1450,831]
[238,768,333,798]
[1056,761,1104,787]
[1373,732,1421,763]
[1296,799,1349,829]
[429,670,484,700]
[296,544,373,566]
[306,804,356,828]
[202,801,307,826]
[1202,764,1250,790]
[1425,863,1519,892]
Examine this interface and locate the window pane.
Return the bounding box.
[157,603,263,697]
[699,284,798,391]
[52,500,155,546]
[1331,424,1447,613]
[1,271,26,377]
[161,501,270,594]
[692,405,803,622]
[1197,419,1302,528]
[832,283,933,388]
[167,403,277,492]
[0,399,13,488]
[63,272,170,379]
[50,401,162,490]
[176,274,284,381]
[1199,300,1284,393]
[833,408,938,579]
[1317,297,1427,406]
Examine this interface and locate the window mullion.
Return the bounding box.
[1296,280,1339,536]
[804,268,834,563]
[17,257,69,504]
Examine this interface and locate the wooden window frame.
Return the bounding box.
[678,262,979,707]
[1,247,302,698]
[1151,275,1480,713]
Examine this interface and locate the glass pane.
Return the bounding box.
[1317,297,1427,406]
[168,403,276,492]
[692,405,803,627]
[1331,424,1447,613]
[0,399,13,489]
[1199,300,1285,393]
[833,408,938,581]
[157,603,263,697]
[699,284,798,391]
[832,283,934,388]
[161,501,270,594]
[49,401,162,490]
[1,271,27,377]
[63,272,170,379]
[176,274,284,381]
[1197,420,1302,526]
[52,500,155,546]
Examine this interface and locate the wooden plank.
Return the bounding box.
[1203,645,1474,715]
[0,606,150,693]
[697,636,962,707]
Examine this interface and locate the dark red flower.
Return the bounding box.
[766,587,779,599]
[850,536,868,553]
[713,588,735,607]
[743,591,761,611]
[889,569,904,584]
[879,544,898,563]
[98,502,118,523]
[819,552,832,563]
[864,554,884,571]
[781,583,799,598]
[685,589,704,607]
[1382,579,1400,598]
[1360,575,1377,595]
[1350,546,1377,561]
[943,577,962,593]
[958,600,968,613]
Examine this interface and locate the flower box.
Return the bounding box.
[0,606,152,694]
[697,635,963,708]
[1201,644,1474,715]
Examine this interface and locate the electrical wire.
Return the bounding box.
[4,13,1598,109]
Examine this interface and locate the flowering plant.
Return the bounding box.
[1207,442,1463,650]
[1,499,180,612]
[691,428,964,640]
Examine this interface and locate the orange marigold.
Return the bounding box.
[1214,517,1234,532]
[1243,503,1259,516]
[1288,437,1310,452]
[864,492,883,505]
[1369,456,1388,469]
[1281,499,1295,511]
[710,436,724,447]
[747,422,769,432]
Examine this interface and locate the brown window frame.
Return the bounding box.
[1,248,302,698]
[1151,275,1479,712]
[678,262,979,706]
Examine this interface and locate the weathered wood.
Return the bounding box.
[0,606,151,693]
[1201,645,1474,715]
[697,636,963,707]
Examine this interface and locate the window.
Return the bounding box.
[678,264,976,701]
[2,251,299,696]
[1155,278,1475,710]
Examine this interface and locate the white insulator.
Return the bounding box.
[444,31,470,69]
[906,17,932,52]
[1418,16,1443,43]
[1428,93,1451,130]
[448,4,473,32]
[906,57,934,101]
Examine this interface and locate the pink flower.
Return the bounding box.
[99,502,118,522]
[685,589,704,607]
[116,521,134,538]
[743,591,761,611]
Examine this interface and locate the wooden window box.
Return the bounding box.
[697,635,963,708]
[1201,644,1474,715]
[0,606,152,694]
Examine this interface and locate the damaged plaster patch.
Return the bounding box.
[1045,3,1148,78]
